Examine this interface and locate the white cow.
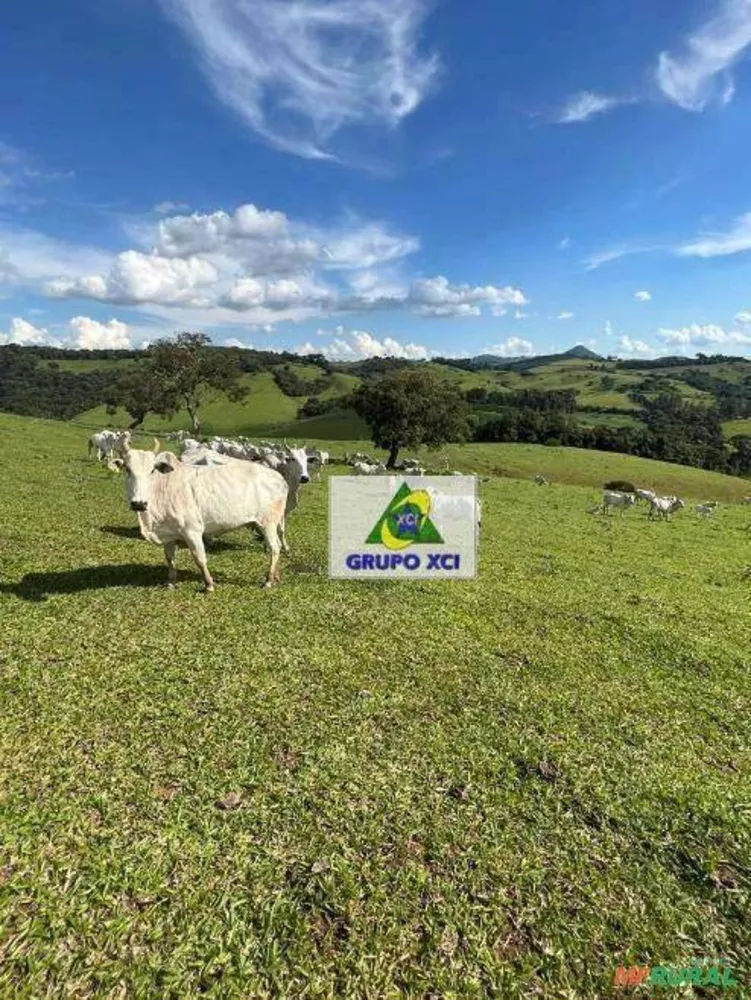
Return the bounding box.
[277,446,311,521]
[602,490,636,516]
[353,460,385,475]
[648,496,685,521]
[744,497,751,505]
[108,438,289,590]
[635,488,656,504]
[696,503,715,517]
[306,448,329,481]
[88,430,114,461]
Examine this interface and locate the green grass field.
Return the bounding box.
[2,413,751,998]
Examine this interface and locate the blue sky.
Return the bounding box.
[2,0,751,360]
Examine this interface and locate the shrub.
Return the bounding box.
[604,479,636,492]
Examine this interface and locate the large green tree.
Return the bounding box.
[353,367,471,468]
[146,333,248,436]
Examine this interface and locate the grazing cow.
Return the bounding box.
[534,474,549,486]
[635,488,656,504]
[108,438,289,590]
[306,448,329,481]
[88,430,114,461]
[648,496,685,521]
[696,503,715,517]
[353,460,385,475]
[602,490,636,516]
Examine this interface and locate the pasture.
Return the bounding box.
[1,413,751,998]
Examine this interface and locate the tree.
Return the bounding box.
[107,368,176,429]
[353,368,471,468]
[146,333,248,436]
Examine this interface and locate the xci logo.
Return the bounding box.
[366,482,443,550]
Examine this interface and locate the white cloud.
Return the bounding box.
[154,200,190,215]
[406,275,527,318]
[221,275,336,311]
[634,290,652,302]
[302,325,431,361]
[0,316,50,345]
[604,320,614,338]
[617,335,656,357]
[558,236,572,249]
[557,311,574,320]
[656,323,751,347]
[735,310,751,324]
[2,202,525,329]
[223,337,248,348]
[675,211,751,258]
[656,0,751,112]
[0,314,138,349]
[556,91,619,123]
[486,336,534,358]
[46,251,219,306]
[69,316,131,350]
[158,0,440,160]
[154,203,418,277]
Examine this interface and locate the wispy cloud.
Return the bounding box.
[159,0,440,160]
[584,244,660,271]
[556,91,620,124]
[657,0,751,112]
[634,290,652,302]
[675,211,751,257]
[557,311,574,320]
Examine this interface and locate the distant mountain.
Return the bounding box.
[470,345,603,369]
[562,345,602,360]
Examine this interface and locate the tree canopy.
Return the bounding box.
[144,333,248,435]
[353,367,471,467]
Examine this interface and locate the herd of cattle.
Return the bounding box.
[87,429,477,590]
[87,427,751,590]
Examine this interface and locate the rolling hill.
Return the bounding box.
[4,344,751,458]
[2,411,751,997]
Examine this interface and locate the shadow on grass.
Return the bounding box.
[100,526,247,551]
[0,563,197,602]
[101,525,142,540]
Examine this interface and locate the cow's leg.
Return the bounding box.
[262,521,282,588]
[278,516,290,555]
[184,530,215,592]
[164,541,178,588]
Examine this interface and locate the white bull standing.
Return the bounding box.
[109,438,289,591]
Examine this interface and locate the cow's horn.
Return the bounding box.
[152,437,160,454]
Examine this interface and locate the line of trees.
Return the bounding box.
[474,392,751,474]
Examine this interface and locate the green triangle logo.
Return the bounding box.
[366,482,444,549]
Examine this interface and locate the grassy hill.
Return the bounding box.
[2,411,750,997]
[6,346,751,468]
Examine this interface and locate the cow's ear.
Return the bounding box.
[107,458,124,472]
[155,451,179,473]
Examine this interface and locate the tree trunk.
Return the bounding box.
[386,443,400,469]
[186,402,200,437]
